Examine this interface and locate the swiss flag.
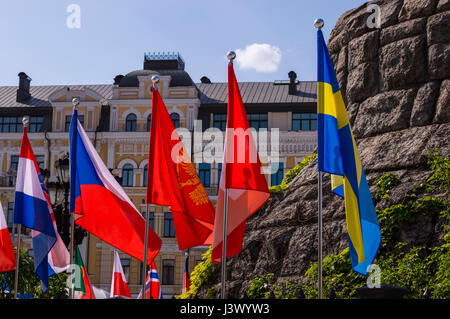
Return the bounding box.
[0,201,15,273]
[110,251,131,298]
[146,87,215,250]
[211,62,270,263]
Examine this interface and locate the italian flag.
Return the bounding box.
[74,246,95,299]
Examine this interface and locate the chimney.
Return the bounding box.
[200,76,211,84]
[288,71,297,95]
[17,72,32,102]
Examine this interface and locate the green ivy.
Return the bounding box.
[373,173,400,202]
[176,247,213,299]
[246,273,275,299]
[269,153,317,194]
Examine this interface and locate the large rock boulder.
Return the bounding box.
[200,0,449,298]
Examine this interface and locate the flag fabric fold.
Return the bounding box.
[211,62,270,263]
[146,87,215,250]
[0,201,15,273]
[137,260,161,299]
[73,246,95,299]
[110,251,131,298]
[69,108,161,265]
[14,126,69,291]
[317,29,381,275]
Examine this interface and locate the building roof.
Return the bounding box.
[118,69,194,88]
[0,84,113,108]
[196,81,317,105]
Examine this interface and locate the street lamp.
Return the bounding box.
[52,153,87,247]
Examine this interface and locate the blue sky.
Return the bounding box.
[0,0,367,86]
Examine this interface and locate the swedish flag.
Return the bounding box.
[317,29,381,275]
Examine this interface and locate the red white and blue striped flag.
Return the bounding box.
[137,260,161,299]
[14,125,69,291]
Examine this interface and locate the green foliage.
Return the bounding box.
[206,287,217,299]
[269,153,317,194]
[373,173,400,202]
[246,273,275,299]
[0,249,68,299]
[176,247,213,299]
[427,148,450,194]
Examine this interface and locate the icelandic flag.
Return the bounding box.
[69,108,161,265]
[14,126,70,291]
[137,260,161,299]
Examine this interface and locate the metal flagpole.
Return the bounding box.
[142,75,160,299]
[69,98,80,299]
[314,18,325,300]
[221,50,236,300]
[317,171,323,299]
[221,188,229,299]
[14,116,29,299]
[13,224,22,299]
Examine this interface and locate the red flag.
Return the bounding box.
[110,251,131,298]
[0,201,15,273]
[211,62,270,263]
[146,87,216,250]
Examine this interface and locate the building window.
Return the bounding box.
[125,113,137,132]
[120,258,131,282]
[248,113,268,130]
[213,114,227,131]
[170,113,180,128]
[292,113,317,131]
[7,155,19,186]
[29,117,44,133]
[271,162,284,186]
[122,164,134,187]
[35,155,45,171]
[217,163,222,188]
[7,202,14,231]
[146,114,152,132]
[65,114,84,132]
[199,163,211,187]
[162,259,175,285]
[143,164,148,187]
[0,116,23,133]
[163,212,175,238]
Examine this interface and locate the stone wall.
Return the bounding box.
[200,0,449,298]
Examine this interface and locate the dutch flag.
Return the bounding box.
[14,124,69,291]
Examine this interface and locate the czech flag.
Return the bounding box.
[69,108,161,265]
[137,260,161,299]
[0,201,15,273]
[211,61,270,263]
[14,125,69,291]
[110,250,131,298]
[317,29,381,275]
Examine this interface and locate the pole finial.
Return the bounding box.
[151,75,160,90]
[72,97,80,109]
[227,51,236,61]
[314,18,324,29]
[22,116,29,128]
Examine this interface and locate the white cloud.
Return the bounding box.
[235,43,282,73]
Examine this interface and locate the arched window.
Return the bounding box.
[125,113,137,132]
[146,114,152,132]
[143,164,148,187]
[122,164,134,187]
[170,113,180,128]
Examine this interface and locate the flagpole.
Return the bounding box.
[314,18,325,300]
[69,98,80,299]
[13,224,21,299]
[221,188,229,299]
[318,171,323,299]
[142,75,160,299]
[14,116,29,299]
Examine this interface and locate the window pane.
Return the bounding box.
[310,120,317,131]
[164,212,175,237]
[301,120,309,130]
[122,164,133,187]
[162,259,175,285]
[292,120,300,131]
[199,163,211,187]
[126,114,137,132]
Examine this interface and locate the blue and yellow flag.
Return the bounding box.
[317,29,381,275]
